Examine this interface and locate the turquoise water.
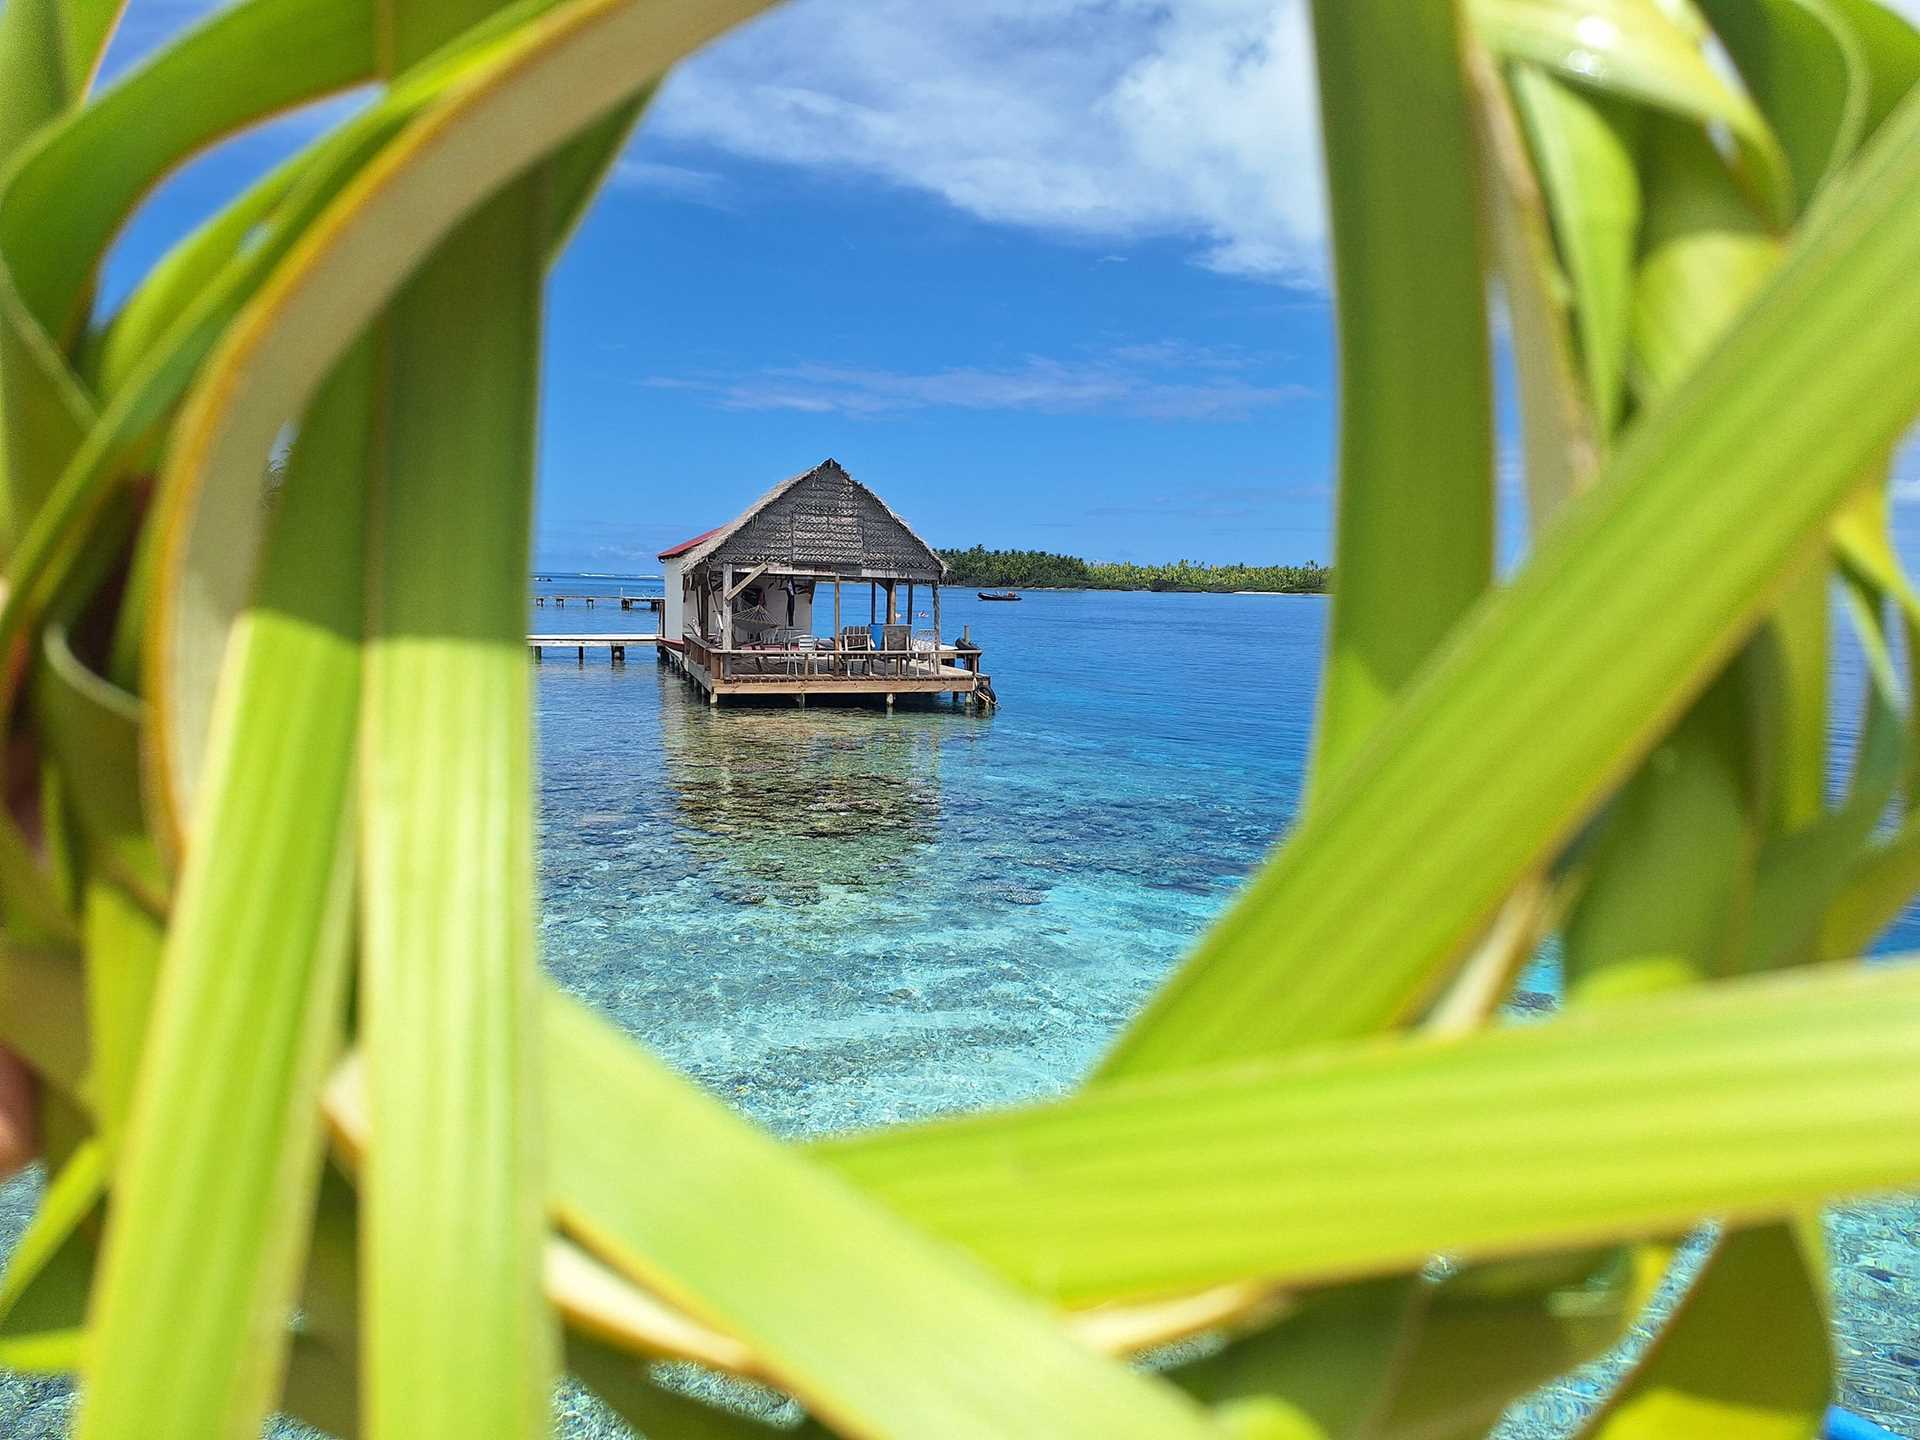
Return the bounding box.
[532,577,1920,1436]
[4,577,1917,1435]
[536,580,1317,1134]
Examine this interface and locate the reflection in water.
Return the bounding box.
[656,692,944,897]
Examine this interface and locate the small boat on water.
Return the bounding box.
[978,591,1021,602]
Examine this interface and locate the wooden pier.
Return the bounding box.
[528,633,662,663]
[532,593,665,612]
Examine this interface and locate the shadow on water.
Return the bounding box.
[655,679,960,900]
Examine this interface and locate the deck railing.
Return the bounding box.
[682,631,979,684]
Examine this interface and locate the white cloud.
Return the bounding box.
[644,345,1310,419]
[643,0,1326,280]
[610,158,733,205]
[636,0,1920,282]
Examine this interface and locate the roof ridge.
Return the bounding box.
[662,460,944,576]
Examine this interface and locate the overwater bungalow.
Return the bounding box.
[658,459,992,707]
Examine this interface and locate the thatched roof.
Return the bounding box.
[659,459,946,581]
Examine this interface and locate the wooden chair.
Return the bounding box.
[839,626,872,676]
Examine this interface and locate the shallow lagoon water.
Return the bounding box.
[534,581,1919,1437]
[537,584,1317,1135]
[4,580,1917,1435]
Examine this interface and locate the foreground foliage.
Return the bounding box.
[0,0,1917,1437]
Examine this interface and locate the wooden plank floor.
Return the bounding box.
[528,634,663,646]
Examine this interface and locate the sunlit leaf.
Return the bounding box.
[1098,86,1920,1077]
[818,962,1920,1304]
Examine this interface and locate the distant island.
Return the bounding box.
[942,546,1331,594]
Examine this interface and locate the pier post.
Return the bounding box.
[533,645,541,660]
[612,644,625,665]
[576,646,584,664]
[885,693,895,710]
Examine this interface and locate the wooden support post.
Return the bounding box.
[533,645,542,660]
[932,583,941,673]
[885,693,895,710]
[556,596,563,606]
[833,577,842,655]
[612,644,625,665]
[576,646,584,663]
[722,564,734,680]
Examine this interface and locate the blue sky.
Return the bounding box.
[92,0,1920,572]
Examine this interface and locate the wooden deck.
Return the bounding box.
[528,630,997,708]
[668,636,993,708]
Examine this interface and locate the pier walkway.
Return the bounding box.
[528,633,662,662]
[532,593,664,611]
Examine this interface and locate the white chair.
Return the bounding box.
[909,628,939,677]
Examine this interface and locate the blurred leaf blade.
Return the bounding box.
[1821,0,1920,137]
[1473,0,1795,224]
[1577,1223,1832,1439]
[0,1138,102,1333]
[1305,0,1494,793]
[1510,65,1642,433]
[1468,42,1601,520]
[547,995,1220,1440]
[816,962,1920,1305]
[1096,86,1920,1077]
[78,880,161,1158]
[1168,1279,1420,1438]
[145,0,770,831]
[0,0,125,165]
[32,626,164,908]
[0,0,377,353]
[357,179,557,1439]
[0,941,87,1092]
[76,346,370,1440]
[1696,0,1867,210]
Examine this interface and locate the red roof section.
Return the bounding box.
[658,525,725,560]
